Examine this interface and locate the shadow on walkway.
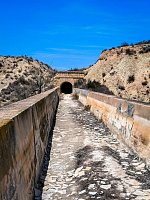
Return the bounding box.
[33,107,58,200]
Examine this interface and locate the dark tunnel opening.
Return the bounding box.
[60,82,73,94]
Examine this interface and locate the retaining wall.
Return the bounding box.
[74,88,150,165]
[0,88,59,200]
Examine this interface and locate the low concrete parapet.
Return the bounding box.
[0,88,59,199]
[74,88,150,166]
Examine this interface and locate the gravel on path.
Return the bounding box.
[35,94,150,200]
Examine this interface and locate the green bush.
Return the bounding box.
[74,79,114,95]
[139,46,150,54]
[125,48,136,55]
[127,75,135,83]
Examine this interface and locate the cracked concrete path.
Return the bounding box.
[37,94,150,200]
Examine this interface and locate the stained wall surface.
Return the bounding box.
[54,72,85,87]
[0,88,59,200]
[74,88,150,166]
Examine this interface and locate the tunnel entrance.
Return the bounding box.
[60,82,73,94]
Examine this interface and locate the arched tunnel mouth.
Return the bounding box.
[60,82,73,94]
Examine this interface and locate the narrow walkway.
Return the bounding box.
[41,95,150,200]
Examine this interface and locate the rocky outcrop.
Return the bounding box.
[0,56,55,107]
[85,44,150,103]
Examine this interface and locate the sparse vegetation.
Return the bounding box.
[125,48,136,55]
[110,71,115,76]
[139,46,150,54]
[5,73,10,78]
[100,40,150,54]
[102,72,106,77]
[68,67,79,71]
[118,85,125,90]
[142,81,148,86]
[75,79,114,95]
[0,55,54,107]
[120,42,129,47]
[135,40,150,45]
[68,67,86,71]
[72,93,79,100]
[101,49,107,53]
[84,105,91,111]
[127,75,135,83]
[18,68,22,73]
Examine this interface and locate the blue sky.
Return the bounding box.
[0,0,150,70]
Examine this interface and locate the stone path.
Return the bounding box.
[35,94,150,200]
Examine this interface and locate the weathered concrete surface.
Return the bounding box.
[40,95,150,200]
[54,71,85,87]
[0,88,59,200]
[74,89,150,166]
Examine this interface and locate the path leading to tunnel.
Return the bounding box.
[38,95,150,200]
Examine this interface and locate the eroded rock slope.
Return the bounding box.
[0,56,54,107]
[85,44,150,102]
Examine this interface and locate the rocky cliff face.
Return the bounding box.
[85,44,150,102]
[0,56,55,107]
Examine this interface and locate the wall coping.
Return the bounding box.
[0,87,59,125]
[74,88,150,120]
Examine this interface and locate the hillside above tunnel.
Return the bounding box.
[85,43,150,103]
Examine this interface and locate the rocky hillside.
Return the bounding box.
[85,43,150,102]
[0,56,55,107]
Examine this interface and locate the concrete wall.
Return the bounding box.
[54,78,76,87]
[0,88,59,200]
[74,88,150,166]
[54,72,85,87]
